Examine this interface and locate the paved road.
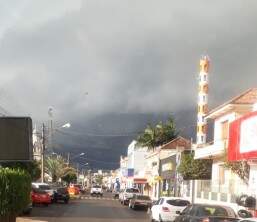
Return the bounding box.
[19,193,150,222]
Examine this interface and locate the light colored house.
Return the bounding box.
[145,136,191,200]
[194,88,257,208]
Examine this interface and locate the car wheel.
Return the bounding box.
[64,199,69,204]
[32,202,35,207]
[44,203,48,207]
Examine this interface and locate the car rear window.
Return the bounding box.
[126,188,139,193]
[166,199,190,206]
[57,188,68,193]
[33,188,47,194]
[196,206,231,217]
[93,185,101,188]
[137,195,151,200]
[39,185,51,190]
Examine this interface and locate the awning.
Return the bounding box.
[133,178,147,184]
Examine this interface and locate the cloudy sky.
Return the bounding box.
[0,1,257,167]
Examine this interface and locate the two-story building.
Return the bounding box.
[145,136,191,200]
[194,88,257,208]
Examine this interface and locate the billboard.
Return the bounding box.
[228,111,257,161]
[0,117,33,161]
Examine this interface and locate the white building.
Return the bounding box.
[194,88,257,209]
[33,125,42,161]
[126,140,148,188]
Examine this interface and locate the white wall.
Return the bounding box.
[214,112,236,143]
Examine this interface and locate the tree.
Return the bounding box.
[177,152,212,180]
[95,175,103,185]
[62,172,77,184]
[45,155,76,183]
[136,116,178,150]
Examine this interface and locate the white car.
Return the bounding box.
[151,197,190,222]
[32,182,55,201]
[119,188,140,205]
[90,185,103,196]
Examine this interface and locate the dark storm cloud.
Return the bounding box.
[0,0,257,120]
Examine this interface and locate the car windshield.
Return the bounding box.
[39,185,51,190]
[126,188,139,193]
[136,195,151,200]
[167,199,190,206]
[196,206,232,217]
[93,185,101,188]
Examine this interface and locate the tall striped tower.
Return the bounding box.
[197,56,210,145]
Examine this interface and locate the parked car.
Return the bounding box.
[174,204,239,222]
[32,182,55,201]
[31,188,51,206]
[90,185,103,196]
[74,184,84,194]
[151,197,190,222]
[119,188,140,205]
[53,187,70,203]
[68,184,80,195]
[129,194,152,210]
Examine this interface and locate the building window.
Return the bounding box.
[221,120,229,140]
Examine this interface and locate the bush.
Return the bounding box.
[178,152,213,180]
[0,161,41,181]
[0,168,31,217]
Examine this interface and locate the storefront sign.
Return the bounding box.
[162,163,173,171]
[228,111,257,161]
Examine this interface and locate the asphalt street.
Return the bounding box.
[19,193,150,222]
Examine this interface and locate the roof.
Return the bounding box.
[160,136,191,150]
[207,88,257,119]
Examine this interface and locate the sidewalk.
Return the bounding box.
[16,218,47,222]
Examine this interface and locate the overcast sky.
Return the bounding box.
[0,0,257,125]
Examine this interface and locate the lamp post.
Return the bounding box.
[40,122,71,183]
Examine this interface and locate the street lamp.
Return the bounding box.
[41,121,72,183]
[61,123,71,129]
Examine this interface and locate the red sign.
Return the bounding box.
[228,111,257,161]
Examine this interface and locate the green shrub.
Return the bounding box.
[0,168,31,216]
[178,152,213,180]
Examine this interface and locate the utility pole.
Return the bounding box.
[67,152,70,166]
[41,123,46,183]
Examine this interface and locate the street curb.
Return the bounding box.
[16,218,47,222]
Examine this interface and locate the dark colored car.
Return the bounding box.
[129,194,152,211]
[175,204,239,222]
[53,187,70,204]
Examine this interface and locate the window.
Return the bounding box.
[136,195,151,200]
[195,206,229,217]
[126,188,139,193]
[160,198,164,205]
[221,120,229,140]
[166,199,190,206]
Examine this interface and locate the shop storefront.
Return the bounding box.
[160,155,176,197]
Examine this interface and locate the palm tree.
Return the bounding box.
[45,155,76,183]
[136,116,178,151]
